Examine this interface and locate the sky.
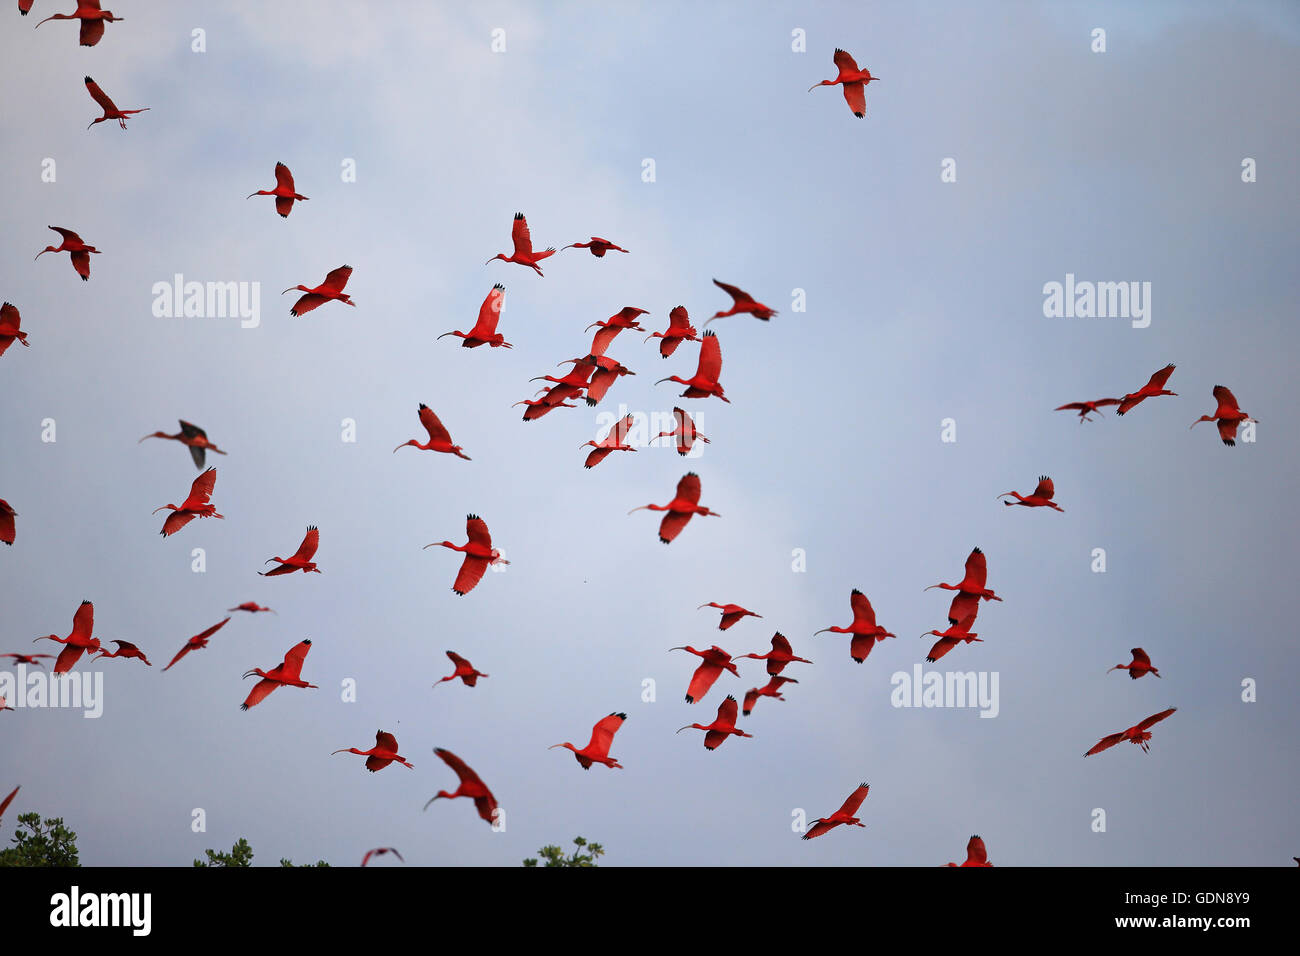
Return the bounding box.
[1,0,1297,867]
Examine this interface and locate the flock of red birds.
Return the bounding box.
[0,14,1262,866]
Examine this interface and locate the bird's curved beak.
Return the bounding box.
[654,377,672,385]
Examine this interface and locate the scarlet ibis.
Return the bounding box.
[705,279,777,326]
[19,1,37,15]
[528,364,594,407]
[0,499,14,546]
[0,698,10,712]
[361,847,404,867]
[563,237,628,257]
[0,303,32,358]
[514,396,579,421]
[676,695,751,750]
[654,407,710,457]
[1055,398,1120,423]
[670,645,738,703]
[153,467,223,537]
[1191,385,1255,446]
[425,514,508,596]
[698,602,761,631]
[284,265,354,316]
[83,76,147,130]
[95,640,151,666]
[139,420,227,469]
[438,284,511,348]
[946,835,993,867]
[161,617,231,671]
[33,600,100,673]
[736,632,812,676]
[550,712,627,770]
[434,650,488,688]
[585,307,648,356]
[424,748,498,824]
[999,475,1064,512]
[580,414,636,469]
[808,48,879,118]
[1108,648,1160,680]
[802,782,870,839]
[228,602,274,614]
[0,653,53,666]
[919,614,981,663]
[629,472,720,543]
[815,590,896,663]
[644,306,699,359]
[1084,707,1177,756]
[246,162,308,218]
[34,226,99,281]
[486,212,555,276]
[260,526,321,576]
[562,354,635,407]
[332,730,414,772]
[926,548,1002,625]
[35,0,122,46]
[655,331,729,403]
[1116,364,1177,416]
[394,404,471,460]
[742,675,797,715]
[241,639,318,710]
[0,786,17,823]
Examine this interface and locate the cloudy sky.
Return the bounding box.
[1,0,1297,866]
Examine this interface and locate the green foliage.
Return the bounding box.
[523,835,604,867]
[0,812,80,867]
[194,836,328,867]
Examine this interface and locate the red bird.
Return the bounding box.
[527,364,594,407]
[1190,385,1255,446]
[260,526,321,576]
[562,237,628,257]
[676,695,751,750]
[1108,648,1161,680]
[0,698,10,712]
[919,614,981,663]
[698,602,761,631]
[35,1,122,47]
[926,548,1002,626]
[735,632,812,676]
[0,303,32,358]
[424,514,508,596]
[438,284,512,348]
[0,786,18,822]
[1055,398,1121,423]
[629,472,720,544]
[284,265,354,316]
[361,847,404,867]
[1116,364,1177,416]
[815,590,896,663]
[95,640,151,666]
[655,330,729,403]
[999,475,1064,512]
[808,48,879,118]
[570,354,636,407]
[580,414,636,469]
[653,407,710,457]
[803,782,870,840]
[486,212,555,276]
[0,499,15,546]
[162,617,231,672]
[742,675,797,716]
[585,307,648,356]
[1084,708,1177,756]
[0,653,54,666]
[424,748,498,824]
[153,467,223,537]
[643,306,699,359]
[34,226,99,281]
[433,651,489,688]
[228,602,274,614]
[706,279,778,326]
[139,419,227,469]
[394,404,471,460]
[33,600,100,673]
[246,162,308,218]
[241,639,318,710]
[19,1,37,15]
[83,76,148,130]
[332,730,414,772]
[670,644,738,703]
[946,834,993,867]
[549,712,627,770]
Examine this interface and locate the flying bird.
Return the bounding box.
[585,307,648,356]
[424,748,498,824]
[946,835,993,867]
[0,499,14,546]
[35,0,122,47]
[742,675,798,716]
[0,786,18,823]
[438,284,511,348]
[629,472,720,544]
[34,226,99,281]
[1108,648,1161,680]
[698,602,761,631]
[999,475,1064,512]
[162,617,231,672]
[580,414,636,469]
[394,404,471,460]
[0,303,32,358]
[1190,385,1255,446]
[808,48,879,117]
[549,712,627,770]
[1084,708,1177,756]
[433,651,488,688]
[284,265,354,316]
[815,590,896,663]
[925,548,1003,626]
[1116,364,1177,416]
[562,237,628,257]
[424,515,508,596]
[95,640,151,666]
[260,526,321,576]
[803,782,870,840]
[332,730,414,772]
[33,600,100,673]
[676,695,751,750]
[735,632,812,676]
[670,645,738,703]
[706,279,778,326]
[241,639,318,710]
[571,354,636,407]
[228,602,274,614]
[83,76,147,130]
[653,407,710,457]
[0,653,53,666]
[246,162,308,218]
[919,614,981,663]
[139,420,227,469]
[643,306,699,359]
[486,212,555,276]
[153,467,223,537]
[655,331,729,402]
[1055,398,1121,423]
[361,848,404,867]
[514,396,579,421]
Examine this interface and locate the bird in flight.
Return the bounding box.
[486,212,555,276]
[1055,398,1121,423]
[0,653,54,667]
[808,48,879,117]
[260,526,321,576]
[332,730,414,772]
[579,413,636,469]
[742,675,797,716]
[95,640,152,666]
[629,472,720,544]
[549,713,627,770]
[925,548,1002,626]
[247,162,309,218]
[1190,385,1255,446]
[33,600,100,673]
[999,475,1064,512]
[361,847,404,867]
[162,618,231,671]
[425,515,508,595]
[946,834,993,867]
[562,237,628,257]
[706,279,777,326]
[698,602,761,632]
[656,331,729,403]
[644,306,700,359]
[802,782,870,840]
[438,284,512,349]
[83,76,148,130]
[153,467,224,537]
[918,614,981,663]
[677,695,751,750]
[139,420,227,470]
[1116,364,1177,416]
[228,602,274,614]
[1085,708,1177,756]
[35,226,100,281]
[241,640,318,711]
[394,404,471,460]
[0,499,15,546]
[433,651,489,688]
[424,748,498,825]
[670,645,738,704]
[585,307,648,357]
[653,407,709,457]
[1107,648,1161,680]
[35,1,123,47]
[0,303,32,359]
[283,265,354,316]
[735,632,812,676]
[815,590,896,663]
